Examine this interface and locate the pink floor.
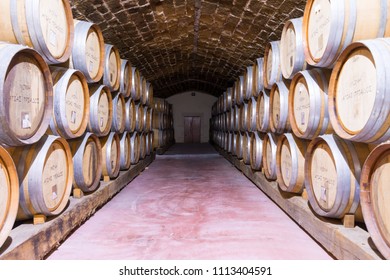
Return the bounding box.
[47,144,331,260]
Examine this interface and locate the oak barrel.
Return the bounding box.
[68,132,102,193]
[119,59,131,98]
[100,132,120,179]
[245,65,254,100]
[264,41,283,89]
[242,132,251,165]
[119,131,132,170]
[125,97,136,132]
[139,133,147,160]
[328,38,390,143]
[280,17,307,79]
[135,103,145,132]
[289,68,333,139]
[239,102,249,133]
[131,67,141,101]
[71,19,104,83]
[305,134,370,219]
[256,90,271,133]
[303,0,390,68]
[87,85,113,137]
[0,146,19,248]
[103,44,120,92]
[360,142,390,259]
[130,132,141,164]
[111,93,126,134]
[142,82,153,106]
[250,132,265,171]
[254,58,264,96]
[262,133,278,180]
[276,133,308,193]
[0,43,53,146]
[11,135,73,220]
[0,0,74,64]
[236,132,244,160]
[49,67,90,139]
[269,80,291,134]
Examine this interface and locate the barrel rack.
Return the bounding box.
[0,152,155,260]
[216,146,384,260]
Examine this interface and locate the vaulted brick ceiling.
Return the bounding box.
[70,0,306,98]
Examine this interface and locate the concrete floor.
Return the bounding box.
[47,143,331,260]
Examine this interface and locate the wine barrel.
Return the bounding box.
[269,80,291,134]
[264,41,283,89]
[145,132,153,156]
[130,132,141,164]
[239,102,249,133]
[289,68,333,139]
[236,75,246,105]
[71,19,104,83]
[11,135,73,220]
[236,132,244,160]
[245,65,255,100]
[303,0,390,68]
[254,58,264,96]
[103,44,120,92]
[125,97,136,132]
[142,82,153,106]
[305,134,370,219]
[119,131,132,170]
[87,85,113,137]
[242,132,252,165]
[360,142,390,259]
[233,105,240,132]
[230,132,238,156]
[280,17,307,79]
[0,0,74,64]
[0,146,19,248]
[100,132,120,179]
[119,59,131,98]
[145,107,153,132]
[135,103,145,132]
[262,133,278,180]
[250,132,265,171]
[328,38,390,143]
[68,132,102,193]
[256,90,271,132]
[49,67,90,139]
[247,97,257,132]
[131,67,141,101]
[111,93,126,134]
[225,87,233,111]
[0,43,53,146]
[276,133,308,193]
[139,133,147,160]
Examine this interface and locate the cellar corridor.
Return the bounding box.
[46,143,331,260]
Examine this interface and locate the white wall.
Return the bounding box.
[167,91,217,143]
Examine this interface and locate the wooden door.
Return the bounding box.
[184,116,201,143]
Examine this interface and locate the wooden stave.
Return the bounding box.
[304,134,370,219]
[87,84,113,137]
[245,65,254,100]
[135,102,145,132]
[247,97,257,132]
[262,133,278,180]
[239,102,249,133]
[242,132,252,165]
[225,87,233,110]
[145,132,153,156]
[328,39,390,144]
[254,57,265,96]
[143,82,153,106]
[302,0,390,68]
[230,132,238,156]
[250,132,265,171]
[130,67,141,101]
[67,132,102,193]
[256,89,271,133]
[139,133,147,160]
[0,0,75,64]
[0,43,53,146]
[360,142,390,259]
[102,44,120,92]
[71,20,105,83]
[276,133,308,193]
[264,41,283,90]
[100,132,120,179]
[111,92,126,134]
[280,17,307,79]
[289,68,333,139]
[235,132,244,159]
[0,146,19,249]
[125,97,136,133]
[11,135,73,220]
[119,131,132,170]
[236,75,246,105]
[269,80,292,134]
[130,132,141,164]
[233,105,240,132]
[49,67,90,139]
[119,59,132,98]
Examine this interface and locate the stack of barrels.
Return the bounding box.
[0,0,154,249]
[211,0,390,259]
[152,98,175,149]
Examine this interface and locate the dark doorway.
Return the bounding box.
[184,116,201,143]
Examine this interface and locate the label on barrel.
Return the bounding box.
[89,61,94,73]
[100,117,104,127]
[66,78,85,132]
[49,29,58,47]
[86,31,100,77]
[22,113,32,129]
[308,0,331,60]
[71,111,76,124]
